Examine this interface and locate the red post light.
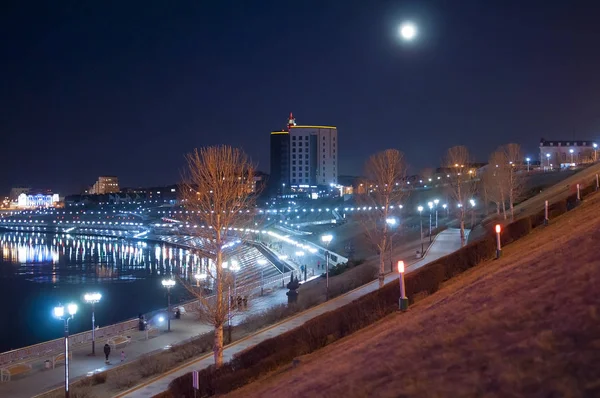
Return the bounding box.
[397,260,405,273]
[495,224,502,258]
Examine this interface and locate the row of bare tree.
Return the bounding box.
[170,142,524,369]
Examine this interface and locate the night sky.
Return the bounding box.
[2,0,600,195]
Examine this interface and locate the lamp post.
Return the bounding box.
[594,143,598,162]
[427,202,433,242]
[569,148,574,164]
[257,259,267,295]
[546,153,551,169]
[442,203,448,217]
[83,292,101,356]
[161,279,176,332]
[417,206,424,256]
[469,199,476,229]
[386,217,397,273]
[495,224,502,259]
[397,261,408,311]
[433,199,439,228]
[321,234,333,300]
[526,157,531,172]
[54,303,78,398]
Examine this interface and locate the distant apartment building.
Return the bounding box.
[90,176,120,194]
[539,138,598,168]
[269,113,338,193]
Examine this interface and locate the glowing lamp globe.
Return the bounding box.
[495,224,501,234]
[397,260,405,273]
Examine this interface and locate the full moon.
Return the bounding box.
[399,22,417,41]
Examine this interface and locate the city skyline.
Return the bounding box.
[2,1,600,195]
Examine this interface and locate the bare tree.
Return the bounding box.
[502,143,524,220]
[178,145,257,367]
[486,150,509,219]
[444,146,478,246]
[356,149,409,288]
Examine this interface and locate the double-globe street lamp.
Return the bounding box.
[321,234,333,300]
[54,303,78,398]
[83,292,102,356]
[161,279,176,332]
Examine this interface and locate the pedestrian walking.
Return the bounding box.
[103,343,111,363]
[121,350,126,362]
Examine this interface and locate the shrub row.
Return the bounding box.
[165,179,599,398]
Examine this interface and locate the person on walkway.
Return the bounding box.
[103,343,111,363]
[121,350,126,362]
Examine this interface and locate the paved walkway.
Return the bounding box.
[0,290,289,398]
[118,228,465,398]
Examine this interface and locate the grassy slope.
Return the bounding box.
[226,195,600,398]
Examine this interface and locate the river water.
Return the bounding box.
[0,231,196,352]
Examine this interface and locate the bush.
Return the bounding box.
[139,355,172,378]
[91,372,107,385]
[548,200,568,219]
[109,368,138,390]
[503,217,532,245]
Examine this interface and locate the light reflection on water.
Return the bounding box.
[0,231,204,284]
[0,231,199,351]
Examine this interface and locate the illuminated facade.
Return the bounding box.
[289,124,338,186]
[90,176,120,194]
[539,139,597,168]
[17,192,59,208]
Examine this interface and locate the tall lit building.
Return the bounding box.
[269,117,291,194]
[269,113,339,193]
[90,176,120,194]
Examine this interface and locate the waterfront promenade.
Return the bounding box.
[0,290,289,398]
[119,228,467,398]
[0,229,465,397]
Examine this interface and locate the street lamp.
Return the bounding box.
[83,292,101,356]
[433,199,439,228]
[569,148,574,164]
[442,203,448,216]
[469,199,476,229]
[594,143,598,162]
[397,261,408,311]
[54,303,78,398]
[161,279,176,332]
[546,153,551,169]
[386,217,397,272]
[526,157,531,172]
[417,206,424,257]
[321,234,333,300]
[427,202,433,242]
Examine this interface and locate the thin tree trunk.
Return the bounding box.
[496,202,500,214]
[214,323,223,367]
[459,209,466,246]
[214,233,224,368]
[378,235,386,288]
